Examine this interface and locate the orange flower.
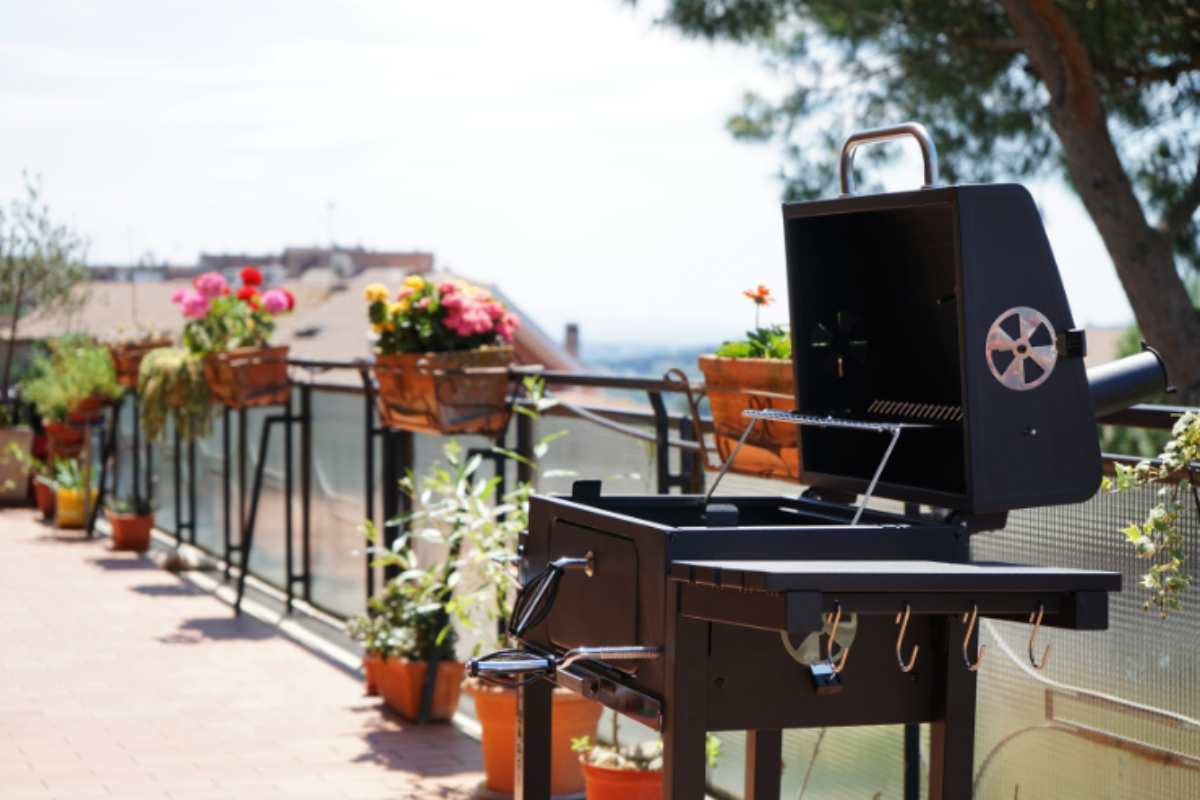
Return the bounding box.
[743,284,773,306]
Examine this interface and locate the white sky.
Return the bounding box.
[0,0,1134,345]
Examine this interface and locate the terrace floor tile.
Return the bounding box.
[0,509,483,799]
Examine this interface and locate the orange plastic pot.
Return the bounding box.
[465,678,603,796]
[363,652,383,696]
[107,511,153,551]
[581,759,663,800]
[376,658,464,722]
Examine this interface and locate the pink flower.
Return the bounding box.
[496,313,518,343]
[484,301,505,320]
[261,288,289,314]
[440,292,464,312]
[180,289,210,319]
[171,288,187,305]
[195,271,228,300]
[397,287,414,300]
[417,297,431,309]
[438,282,458,296]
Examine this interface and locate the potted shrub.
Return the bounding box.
[573,721,720,800]
[175,267,295,408]
[106,494,154,551]
[109,329,172,389]
[365,276,517,435]
[52,458,96,529]
[0,408,34,504]
[352,540,465,722]
[402,380,602,795]
[137,347,214,443]
[20,337,121,456]
[697,285,799,480]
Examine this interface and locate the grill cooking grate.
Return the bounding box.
[867,399,963,422]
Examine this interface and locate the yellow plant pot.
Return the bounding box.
[55,488,98,529]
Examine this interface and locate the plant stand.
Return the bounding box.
[232,389,312,615]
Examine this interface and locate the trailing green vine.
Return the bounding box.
[137,347,213,442]
[1102,411,1198,618]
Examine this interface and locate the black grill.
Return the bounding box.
[468,122,1170,800]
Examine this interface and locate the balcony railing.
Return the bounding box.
[86,358,1197,800]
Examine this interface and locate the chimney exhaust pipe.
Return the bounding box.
[1088,345,1172,419]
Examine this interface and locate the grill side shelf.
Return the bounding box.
[669,559,1121,594]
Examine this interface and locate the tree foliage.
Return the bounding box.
[0,174,88,400]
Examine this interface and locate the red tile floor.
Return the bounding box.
[0,509,484,799]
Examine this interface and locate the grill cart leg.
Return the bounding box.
[664,585,710,799]
[745,729,782,800]
[515,678,552,800]
[929,614,978,799]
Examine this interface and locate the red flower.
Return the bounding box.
[240,266,263,287]
[237,286,259,308]
[281,289,295,311]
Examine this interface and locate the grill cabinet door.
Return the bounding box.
[547,522,639,650]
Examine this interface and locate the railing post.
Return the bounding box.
[173,424,182,544]
[359,364,377,605]
[647,391,671,494]
[516,407,535,486]
[300,384,312,603]
[187,439,197,544]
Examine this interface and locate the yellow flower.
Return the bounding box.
[387,301,406,317]
[383,321,395,332]
[364,283,389,303]
[403,275,426,290]
[370,322,383,334]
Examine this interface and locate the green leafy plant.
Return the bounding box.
[20,336,121,420]
[137,347,213,442]
[7,441,48,477]
[349,520,460,662]
[1102,411,1199,617]
[714,284,792,359]
[52,458,90,491]
[106,494,153,516]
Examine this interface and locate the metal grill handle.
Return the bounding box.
[840,122,939,195]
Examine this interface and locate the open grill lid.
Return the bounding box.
[782,123,1099,515]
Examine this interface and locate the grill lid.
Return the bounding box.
[781,123,1099,515]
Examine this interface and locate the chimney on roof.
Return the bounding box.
[564,323,580,359]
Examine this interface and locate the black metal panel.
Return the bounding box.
[547,523,639,650]
[956,185,1101,512]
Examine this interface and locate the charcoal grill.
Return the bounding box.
[467,123,1171,799]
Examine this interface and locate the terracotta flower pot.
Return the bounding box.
[107,510,153,552]
[33,477,56,520]
[580,759,663,800]
[109,340,171,388]
[43,419,83,459]
[203,346,290,408]
[465,677,603,796]
[55,487,98,529]
[363,652,384,696]
[697,355,800,480]
[376,658,464,722]
[372,347,513,436]
[67,394,107,424]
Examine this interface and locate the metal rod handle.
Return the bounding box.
[467,656,554,678]
[558,645,662,669]
[840,122,939,195]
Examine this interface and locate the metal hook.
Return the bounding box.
[826,603,851,674]
[894,604,919,673]
[961,604,985,672]
[1028,605,1051,671]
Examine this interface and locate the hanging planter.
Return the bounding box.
[373,348,513,435]
[203,345,290,408]
[695,285,799,481]
[364,276,518,436]
[66,394,107,424]
[173,267,296,410]
[697,355,799,480]
[109,337,172,388]
[43,419,83,458]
